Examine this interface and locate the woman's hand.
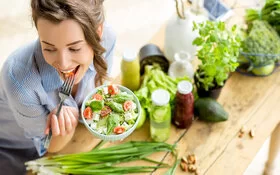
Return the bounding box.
[45,106,79,136]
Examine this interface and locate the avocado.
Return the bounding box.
[194,98,228,122]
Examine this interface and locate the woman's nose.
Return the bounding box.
[57,50,71,69]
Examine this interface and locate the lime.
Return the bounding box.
[252,63,275,76]
[136,107,146,129]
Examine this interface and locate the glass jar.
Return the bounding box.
[121,49,140,91]
[168,51,194,79]
[172,81,194,129]
[150,89,171,142]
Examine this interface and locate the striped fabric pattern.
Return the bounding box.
[0,23,116,156]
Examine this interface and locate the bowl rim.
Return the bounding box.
[81,84,141,141]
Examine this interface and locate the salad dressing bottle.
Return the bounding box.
[172,81,194,129]
[121,49,140,91]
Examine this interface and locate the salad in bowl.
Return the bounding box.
[81,84,141,141]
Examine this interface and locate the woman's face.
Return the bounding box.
[37,18,94,84]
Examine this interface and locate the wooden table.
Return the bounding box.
[53,0,280,174]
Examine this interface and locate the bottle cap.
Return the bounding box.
[151,89,170,106]
[123,49,137,62]
[174,51,192,62]
[177,81,193,94]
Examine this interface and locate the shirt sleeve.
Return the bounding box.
[102,22,117,77]
[1,57,49,156]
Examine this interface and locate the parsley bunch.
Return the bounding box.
[192,21,242,91]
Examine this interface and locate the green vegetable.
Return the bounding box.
[241,20,280,70]
[113,93,134,103]
[106,113,120,134]
[164,159,180,175]
[106,101,124,113]
[194,98,228,122]
[97,117,108,128]
[134,64,191,115]
[88,100,104,111]
[192,21,241,91]
[136,107,146,129]
[245,0,280,34]
[25,141,177,175]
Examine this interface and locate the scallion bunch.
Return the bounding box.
[25,141,177,175]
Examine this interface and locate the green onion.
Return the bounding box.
[25,141,176,175]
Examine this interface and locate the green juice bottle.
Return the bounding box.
[121,49,140,91]
[150,89,171,142]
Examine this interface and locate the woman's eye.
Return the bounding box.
[44,48,56,52]
[69,48,81,52]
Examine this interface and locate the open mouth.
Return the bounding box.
[61,65,80,80]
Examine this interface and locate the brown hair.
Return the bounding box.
[31,0,108,86]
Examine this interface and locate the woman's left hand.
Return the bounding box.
[45,106,79,136]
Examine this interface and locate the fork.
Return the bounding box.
[44,75,75,149]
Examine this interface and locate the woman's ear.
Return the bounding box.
[97,24,103,38]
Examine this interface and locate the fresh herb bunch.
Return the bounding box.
[192,21,241,91]
[241,20,280,68]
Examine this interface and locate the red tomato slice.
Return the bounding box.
[113,126,126,134]
[123,101,133,111]
[92,93,103,101]
[108,85,119,95]
[83,107,93,119]
[100,106,112,117]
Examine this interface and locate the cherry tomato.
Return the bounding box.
[123,100,133,111]
[65,72,74,78]
[113,126,126,134]
[92,93,103,101]
[83,107,93,119]
[108,85,119,95]
[100,106,112,117]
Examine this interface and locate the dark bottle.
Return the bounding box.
[172,81,194,129]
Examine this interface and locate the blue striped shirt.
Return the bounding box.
[0,23,116,156]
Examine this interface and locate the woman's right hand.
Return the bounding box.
[45,106,79,136]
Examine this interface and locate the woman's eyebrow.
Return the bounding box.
[41,40,84,46]
[66,40,84,46]
[42,41,55,46]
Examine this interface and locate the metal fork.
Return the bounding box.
[44,75,75,149]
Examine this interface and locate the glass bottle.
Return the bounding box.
[150,89,171,142]
[172,81,194,129]
[121,49,140,91]
[168,51,194,79]
[164,0,207,62]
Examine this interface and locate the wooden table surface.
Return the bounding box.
[48,1,280,175]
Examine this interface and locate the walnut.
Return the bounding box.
[180,162,188,172]
[187,154,196,164]
[188,164,197,173]
[249,129,255,138]
[181,156,188,164]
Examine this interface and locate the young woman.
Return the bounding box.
[0,0,116,174]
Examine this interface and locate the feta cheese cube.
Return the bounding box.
[124,112,133,121]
